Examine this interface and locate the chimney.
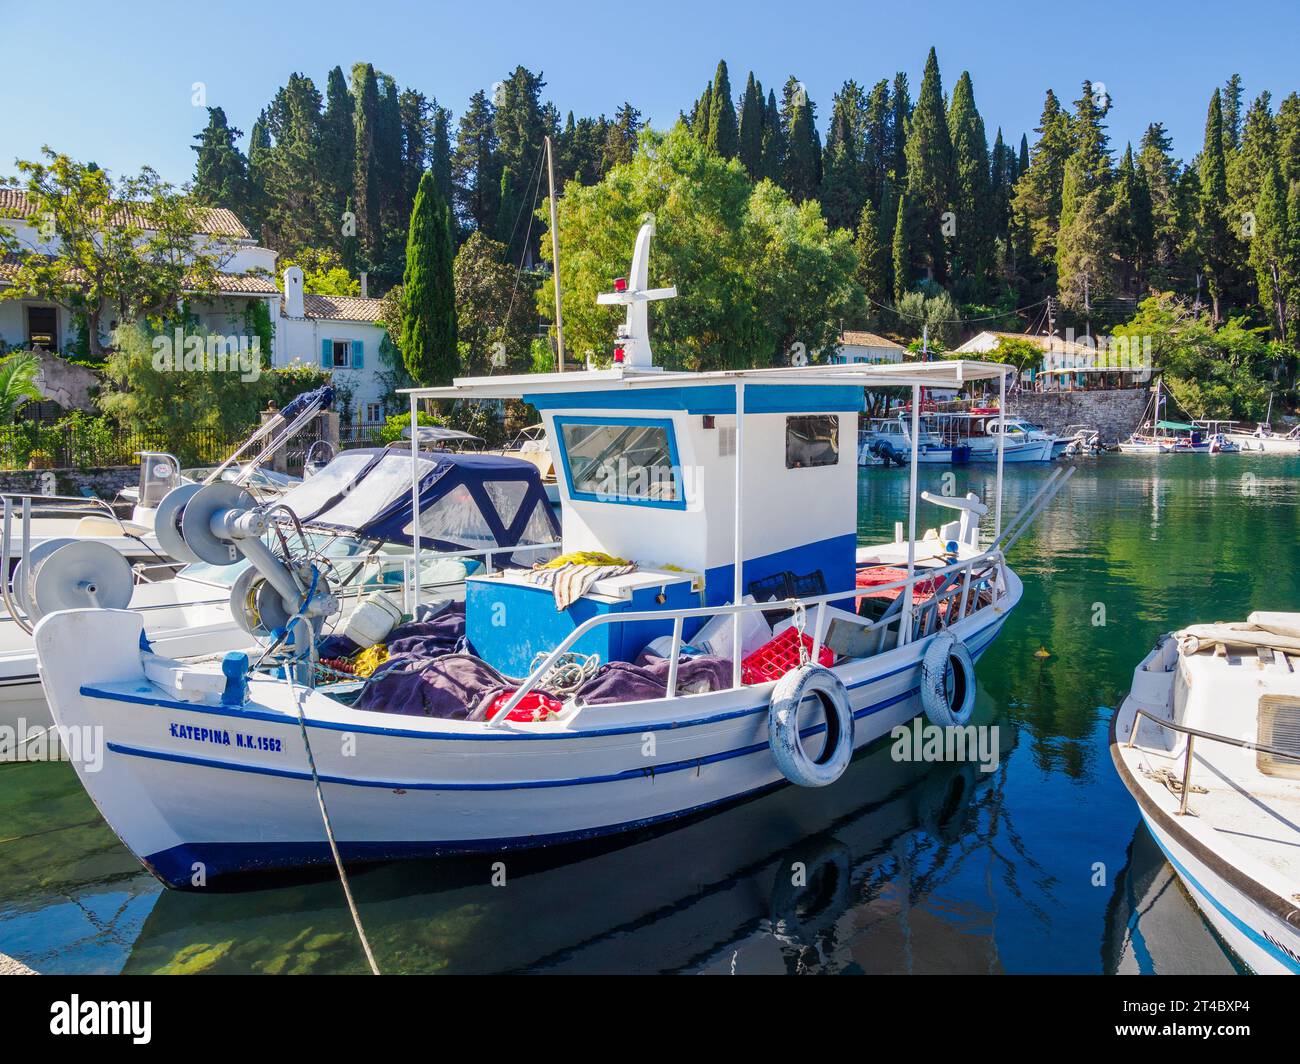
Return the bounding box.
[284,265,304,317]
[359,271,368,299]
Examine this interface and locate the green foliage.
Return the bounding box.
[539,124,859,370]
[1114,294,1282,418]
[892,282,962,347]
[97,323,268,460]
[2,149,227,355]
[453,230,538,375]
[0,352,43,422]
[374,409,440,444]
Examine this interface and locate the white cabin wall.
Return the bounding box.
[543,407,858,584]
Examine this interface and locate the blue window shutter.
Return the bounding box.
[351,339,364,368]
[320,338,332,368]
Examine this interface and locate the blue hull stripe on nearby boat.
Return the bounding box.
[80,618,1003,742]
[1144,816,1300,974]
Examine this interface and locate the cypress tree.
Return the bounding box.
[863,79,891,205]
[892,192,913,302]
[854,199,889,309]
[903,47,954,283]
[890,72,911,185]
[429,102,455,230]
[451,89,500,235]
[692,80,713,145]
[760,89,784,182]
[353,63,382,263]
[1198,88,1233,320]
[947,71,994,285]
[1251,156,1291,340]
[738,72,764,179]
[191,107,249,218]
[707,60,740,159]
[319,66,354,226]
[1223,73,1245,152]
[782,77,821,203]
[822,80,868,230]
[400,171,458,386]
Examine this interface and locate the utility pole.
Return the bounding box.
[545,136,565,371]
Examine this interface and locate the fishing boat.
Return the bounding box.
[34,223,1071,887]
[1112,616,1300,974]
[3,444,559,762]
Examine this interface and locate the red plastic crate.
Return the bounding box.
[741,627,834,685]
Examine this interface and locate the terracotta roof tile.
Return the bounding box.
[297,293,386,323]
[839,330,905,349]
[0,188,251,239]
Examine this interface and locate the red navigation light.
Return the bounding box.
[614,277,628,293]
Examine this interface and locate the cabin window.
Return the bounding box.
[555,417,683,508]
[786,415,839,468]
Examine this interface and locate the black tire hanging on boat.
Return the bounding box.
[768,664,854,787]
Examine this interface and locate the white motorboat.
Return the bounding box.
[1112,616,1300,974]
[34,223,1070,888]
[1225,423,1300,455]
[860,413,969,466]
[933,411,1053,462]
[2,445,560,761]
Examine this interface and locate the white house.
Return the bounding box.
[277,265,389,423]
[824,329,906,365]
[0,191,392,422]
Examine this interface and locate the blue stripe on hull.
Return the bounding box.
[1143,815,1300,974]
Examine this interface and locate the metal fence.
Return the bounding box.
[0,417,237,471]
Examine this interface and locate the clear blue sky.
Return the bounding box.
[3,0,1298,186]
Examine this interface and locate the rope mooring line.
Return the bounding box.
[286,671,381,975]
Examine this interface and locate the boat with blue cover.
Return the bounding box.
[4,442,557,762]
[34,223,1070,886]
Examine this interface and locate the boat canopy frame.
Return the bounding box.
[401,360,1014,688]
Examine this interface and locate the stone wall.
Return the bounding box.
[0,465,137,502]
[1011,387,1152,445]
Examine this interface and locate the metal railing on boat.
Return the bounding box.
[486,547,1008,728]
[1125,707,1300,815]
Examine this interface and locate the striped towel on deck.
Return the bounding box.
[527,563,637,611]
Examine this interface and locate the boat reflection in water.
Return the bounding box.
[1101,823,1241,975]
[122,715,1028,975]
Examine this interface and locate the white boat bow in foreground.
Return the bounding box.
[1112,617,1300,974]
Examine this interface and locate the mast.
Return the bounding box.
[545,136,566,371]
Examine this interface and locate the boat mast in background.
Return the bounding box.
[545,135,566,371]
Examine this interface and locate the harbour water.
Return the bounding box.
[3,455,1293,974]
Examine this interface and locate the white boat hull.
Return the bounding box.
[1137,806,1299,974]
[1226,433,1300,455]
[1112,636,1300,975]
[36,577,1018,887]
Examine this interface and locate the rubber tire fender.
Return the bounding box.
[768,664,854,788]
[920,631,977,727]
